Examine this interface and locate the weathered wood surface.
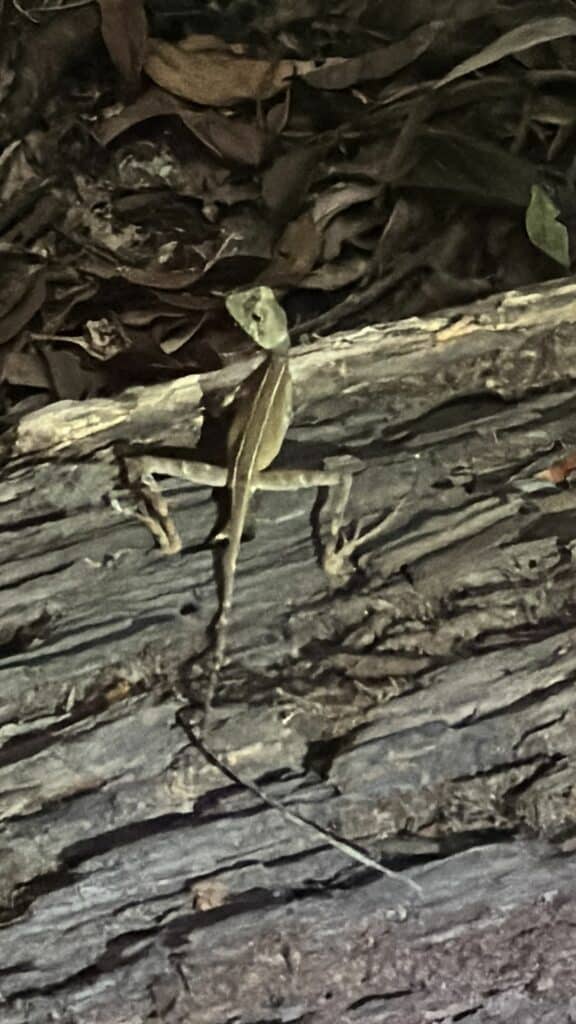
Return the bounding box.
[2,278,576,1022]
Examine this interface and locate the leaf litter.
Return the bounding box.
[0,0,575,418]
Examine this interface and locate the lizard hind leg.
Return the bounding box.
[311,471,355,581]
[204,510,243,715]
[203,595,237,726]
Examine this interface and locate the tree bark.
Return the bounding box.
[2,277,576,1022]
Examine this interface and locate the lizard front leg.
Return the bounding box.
[259,458,360,581]
[122,455,228,555]
[125,453,361,584]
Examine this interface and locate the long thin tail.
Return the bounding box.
[206,483,250,710]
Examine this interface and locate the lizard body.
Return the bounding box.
[126,286,355,696]
[212,332,292,687]
[122,290,422,894]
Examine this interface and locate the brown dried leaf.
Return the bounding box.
[322,208,381,262]
[144,35,295,106]
[311,182,381,230]
[98,86,186,144]
[83,318,130,361]
[44,348,105,400]
[0,6,100,137]
[159,317,205,355]
[4,349,51,390]
[97,0,148,92]
[186,113,268,167]
[436,16,576,89]
[99,86,267,165]
[191,879,228,912]
[115,266,203,290]
[261,212,322,286]
[4,341,101,400]
[0,253,37,319]
[41,280,99,335]
[400,129,536,208]
[536,451,576,484]
[3,193,66,247]
[0,269,46,345]
[304,21,442,90]
[266,91,291,135]
[300,253,369,290]
[262,145,321,220]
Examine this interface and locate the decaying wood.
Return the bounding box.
[2,278,576,1022]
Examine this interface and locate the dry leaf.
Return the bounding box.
[0,253,40,319]
[262,145,321,220]
[0,269,46,345]
[183,111,268,166]
[3,349,51,390]
[98,86,187,144]
[145,35,295,106]
[322,208,381,262]
[300,253,369,290]
[43,347,104,400]
[97,0,148,92]
[114,265,203,290]
[266,91,291,135]
[261,212,322,285]
[191,879,228,912]
[536,452,576,484]
[4,344,102,399]
[99,86,267,165]
[305,21,442,90]
[436,16,576,89]
[400,129,536,208]
[311,182,381,230]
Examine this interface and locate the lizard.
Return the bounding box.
[123,288,423,897]
[125,285,357,704]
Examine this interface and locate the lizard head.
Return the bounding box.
[225,286,289,352]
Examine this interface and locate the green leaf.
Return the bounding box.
[525,184,570,268]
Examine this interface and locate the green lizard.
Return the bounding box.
[126,288,423,896]
[127,286,355,698]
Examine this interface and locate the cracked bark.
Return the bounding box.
[2,278,576,1023]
